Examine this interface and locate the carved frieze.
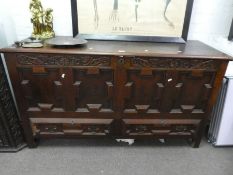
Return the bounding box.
[0,57,24,151]
[17,54,111,67]
[131,57,217,70]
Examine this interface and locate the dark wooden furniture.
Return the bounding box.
[1,40,231,148]
[0,55,25,152]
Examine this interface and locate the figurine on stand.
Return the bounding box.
[29,0,43,37]
[43,8,55,38]
[29,0,55,39]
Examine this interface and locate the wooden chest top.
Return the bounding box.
[1,39,231,60]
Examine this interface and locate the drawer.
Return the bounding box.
[122,119,201,137]
[30,118,113,136]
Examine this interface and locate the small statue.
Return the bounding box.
[30,0,43,36]
[43,8,55,38]
[29,0,55,39]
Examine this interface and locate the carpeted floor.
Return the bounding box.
[0,138,233,175]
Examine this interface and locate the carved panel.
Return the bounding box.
[73,68,115,113]
[17,54,111,67]
[123,69,165,114]
[0,57,24,151]
[123,68,216,115]
[131,57,218,70]
[177,71,215,113]
[18,67,65,112]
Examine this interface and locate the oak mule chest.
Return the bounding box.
[1,40,230,148]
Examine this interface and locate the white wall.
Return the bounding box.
[189,0,233,39]
[0,0,233,56]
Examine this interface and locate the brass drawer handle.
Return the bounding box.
[175,125,188,132]
[87,126,99,133]
[135,125,147,133]
[44,126,58,133]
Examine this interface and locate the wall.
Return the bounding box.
[189,0,232,40]
[0,0,233,57]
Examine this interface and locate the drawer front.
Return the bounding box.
[30,118,114,136]
[122,119,201,137]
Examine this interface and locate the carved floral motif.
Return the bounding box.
[17,54,111,67]
[131,57,217,70]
